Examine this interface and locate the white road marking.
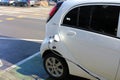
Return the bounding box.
[17,15,25,18]
[5,52,40,71]
[0,37,43,74]
[0,52,40,75]
[0,37,43,42]
[0,20,3,22]
[6,18,14,20]
[0,59,3,67]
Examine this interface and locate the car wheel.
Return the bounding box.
[44,53,69,79]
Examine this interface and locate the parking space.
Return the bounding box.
[0,5,88,80]
[0,53,49,80]
[0,37,41,70]
[0,49,88,80]
[0,38,88,80]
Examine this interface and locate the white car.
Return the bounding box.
[9,0,14,5]
[40,0,120,80]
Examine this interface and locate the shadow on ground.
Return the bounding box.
[47,75,89,80]
[16,54,89,80]
[16,55,49,79]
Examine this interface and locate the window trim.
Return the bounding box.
[60,3,120,25]
[117,11,120,38]
[61,4,120,38]
[61,24,120,40]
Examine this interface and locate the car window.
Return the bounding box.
[78,6,91,30]
[63,7,78,27]
[90,6,119,36]
[62,5,120,37]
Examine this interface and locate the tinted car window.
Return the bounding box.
[62,5,120,37]
[78,6,91,30]
[90,6,119,36]
[63,8,78,27]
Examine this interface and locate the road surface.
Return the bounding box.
[0,7,87,80]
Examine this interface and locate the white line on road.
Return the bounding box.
[0,37,43,42]
[0,52,40,75]
[0,37,43,75]
[0,59,3,67]
[5,52,40,71]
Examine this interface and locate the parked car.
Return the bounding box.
[9,0,14,5]
[29,0,35,6]
[40,0,120,80]
[48,0,65,5]
[13,0,28,6]
[0,0,9,5]
[29,0,38,6]
[48,0,56,5]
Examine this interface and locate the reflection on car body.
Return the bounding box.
[40,0,120,80]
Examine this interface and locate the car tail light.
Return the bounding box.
[47,2,63,22]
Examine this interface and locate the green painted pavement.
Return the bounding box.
[0,54,51,80]
[0,53,87,80]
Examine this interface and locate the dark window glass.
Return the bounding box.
[62,5,119,37]
[90,6,119,36]
[63,8,78,27]
[78,5,119,36]
[78,6,91,29]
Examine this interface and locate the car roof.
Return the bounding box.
[61,0,120,11]
[66,0,120,4]
[63,0,120,7]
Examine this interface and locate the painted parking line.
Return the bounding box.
[17,15,25,18]
[0,20,3,22]
[0,37,43,42]
[0,37,43,69]
[6,18,15,20]
[0,59,3,67]
[0,38,43,74]
[0,52,49,80]
[5,51,40,71]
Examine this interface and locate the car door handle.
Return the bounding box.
[67,31,76,36]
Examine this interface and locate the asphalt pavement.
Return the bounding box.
[0,51,49,80]
[0,6,51,80]
[0,15,46,39]
[0,39,41,70]
[0,6,53,20]
[0,6,87,80]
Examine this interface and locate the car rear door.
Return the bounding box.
[59,5,120,80]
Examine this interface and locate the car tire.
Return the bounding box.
[43,53,69,79]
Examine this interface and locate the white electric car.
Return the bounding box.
[40,0,120,80]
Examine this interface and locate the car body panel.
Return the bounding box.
[59,26,120,80]
[40,0,120,79]
[116,63,120,80]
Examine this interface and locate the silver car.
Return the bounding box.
[40,0,120,80]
